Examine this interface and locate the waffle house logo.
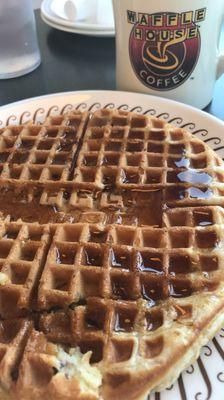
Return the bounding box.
[128,9,206,90]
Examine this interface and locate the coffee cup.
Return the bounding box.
[113,0,224,109]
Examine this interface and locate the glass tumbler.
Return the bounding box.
[0,0,41,79]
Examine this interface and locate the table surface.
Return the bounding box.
[0,11,224,121]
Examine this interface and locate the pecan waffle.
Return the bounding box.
[0,109,224,400]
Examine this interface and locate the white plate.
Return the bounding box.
[41,12,115,37]
[41,0,115,33]
[0,90,224,400]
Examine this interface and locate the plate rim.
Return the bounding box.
[41,0,115,31]
[41,12,115,36]
[1,89,224,129]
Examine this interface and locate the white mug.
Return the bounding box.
[113,0,224,109]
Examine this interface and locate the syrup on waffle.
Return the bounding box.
[72,109,224,205]
[37,208,223,311]
[1,108,224,224]
[0,110,88,187]
[0,109,224,400]
[0,110,89,223]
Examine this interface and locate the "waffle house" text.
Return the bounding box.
[127,9,206,41]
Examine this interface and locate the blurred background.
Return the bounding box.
[33,0,42,8]
[0,0,223,120]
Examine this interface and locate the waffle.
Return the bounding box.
[0,110,88,195]
[0,108,224,400]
